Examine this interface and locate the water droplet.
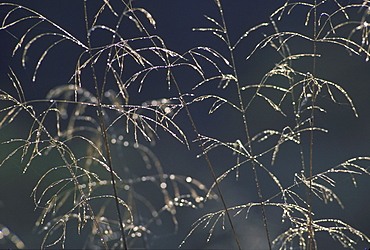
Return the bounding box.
[151,100,158,106]
[195,197,204,203]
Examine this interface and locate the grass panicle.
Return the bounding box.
[1,0,370,249]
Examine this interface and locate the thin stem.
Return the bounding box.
[308,1,318,249]
[83,1,128,249]
[216,0,272,248]
[170,72,242,249]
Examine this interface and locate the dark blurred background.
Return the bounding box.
[1,0,370,249]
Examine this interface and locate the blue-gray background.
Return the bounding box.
[1,0,370,249]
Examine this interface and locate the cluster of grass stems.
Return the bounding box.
[1,0,370,249]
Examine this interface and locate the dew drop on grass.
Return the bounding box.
[160,182,167,189]
[1,227,9,236]
[15,240,25,249]
[151,100,158,106]
[164,107,172,114]
[167,50,178,57]
[195,197,204,203]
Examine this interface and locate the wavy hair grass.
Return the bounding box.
[1,0,370,249]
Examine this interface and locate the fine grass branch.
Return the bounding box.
[1,0,370,249]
